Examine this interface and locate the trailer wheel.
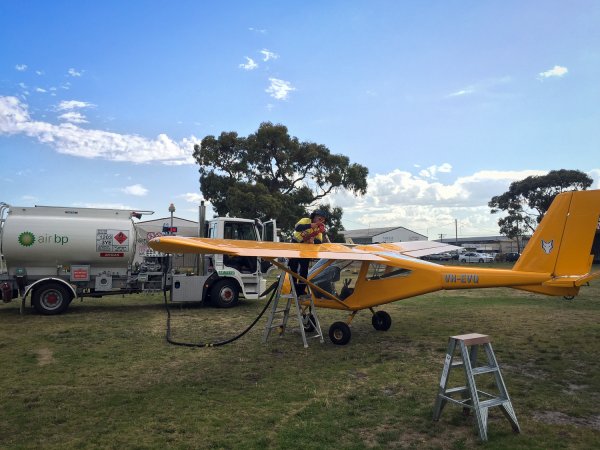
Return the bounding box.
[372,310,392,331]
[210,279,239,308]
[32,282,72,315]
[329,321,351,345]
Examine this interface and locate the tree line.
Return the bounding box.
[194,122,595,244]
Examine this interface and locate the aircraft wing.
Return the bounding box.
[148,237,461,262]
[354,241,461,258]
[147,237,389,261]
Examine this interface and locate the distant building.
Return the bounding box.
[341,227,427,244]
[436,235,528,254]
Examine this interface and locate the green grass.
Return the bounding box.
[1,266,599,449]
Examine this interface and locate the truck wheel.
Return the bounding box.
[329,321,351,345]
[210,279,239,308]
[32,282,72,315]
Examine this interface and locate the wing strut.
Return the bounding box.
[267,258,351,310]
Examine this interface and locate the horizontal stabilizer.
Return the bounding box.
[543,271,600,287]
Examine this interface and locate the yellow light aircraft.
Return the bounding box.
[149,189,600,345]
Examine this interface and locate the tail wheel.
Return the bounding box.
[32,282,72,315]
[210,279,239,308]
[328,321,351,345]
[371,310,392,331]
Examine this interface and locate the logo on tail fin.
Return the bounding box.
[541,239,554,254]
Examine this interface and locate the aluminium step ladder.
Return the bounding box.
[262,271,324,348]
[432,333,520,441]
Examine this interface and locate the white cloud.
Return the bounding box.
[448,88,474,97]
[0,96,198,165]
[57,100,94,111]
[329,168,557,237]
[447,76,512,98]
[58,111,88,124]
[266,78,295,100]
[260,49,279,61]
[239,57,258,70]
[68,68,83,77]
[122,184,148,196]
[182,192,203,203]
[590,169,600,190]
[538,65,568,79]
[419,163,452,179]
[36,70,44,76]
[248,27,267,34]
[35,87,47,93]
[15,64,27,71]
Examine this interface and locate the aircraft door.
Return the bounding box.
[262,219,278,242]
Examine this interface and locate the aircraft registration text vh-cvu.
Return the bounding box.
[149,190,600,345]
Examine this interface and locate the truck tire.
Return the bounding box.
[32,282,72,315]
[210,279,239,308]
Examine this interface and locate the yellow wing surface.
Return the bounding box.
[147,236,459,261]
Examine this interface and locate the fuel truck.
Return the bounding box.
[0,202,277,314]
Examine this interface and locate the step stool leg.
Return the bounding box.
[433,338,457,421]
[484,343,521,434]
[461,343,480,416]
[459,341,488,441]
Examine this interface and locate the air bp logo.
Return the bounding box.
[18,231,35,247]
[541,239,554,254]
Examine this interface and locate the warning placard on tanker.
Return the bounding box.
[96,229,130,253]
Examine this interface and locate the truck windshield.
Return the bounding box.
[224,222,257,241]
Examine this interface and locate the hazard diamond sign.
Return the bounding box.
[114,231,128,244]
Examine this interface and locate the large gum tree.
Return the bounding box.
[193,122,368,238]
[488,169,593,250]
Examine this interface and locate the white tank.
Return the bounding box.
[1,205,137,277]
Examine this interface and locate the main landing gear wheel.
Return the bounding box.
[210,279,239,308]
[328,321,351,345]
[371,310,392,331]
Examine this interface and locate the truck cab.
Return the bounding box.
[169,217,278,308]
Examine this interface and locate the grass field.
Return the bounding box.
[1,264,599,449]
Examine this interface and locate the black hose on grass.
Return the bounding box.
[163,278,278,348]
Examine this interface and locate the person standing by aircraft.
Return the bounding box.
[288,210,329,295]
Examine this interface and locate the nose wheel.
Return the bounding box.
[328,321,352,345]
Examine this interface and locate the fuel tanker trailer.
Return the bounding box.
[0,203,153,314]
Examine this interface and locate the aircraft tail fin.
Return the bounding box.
[513,189,600,279]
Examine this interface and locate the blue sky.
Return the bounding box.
[1,1,599,238]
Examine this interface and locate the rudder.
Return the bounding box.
[514,190,600,276]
